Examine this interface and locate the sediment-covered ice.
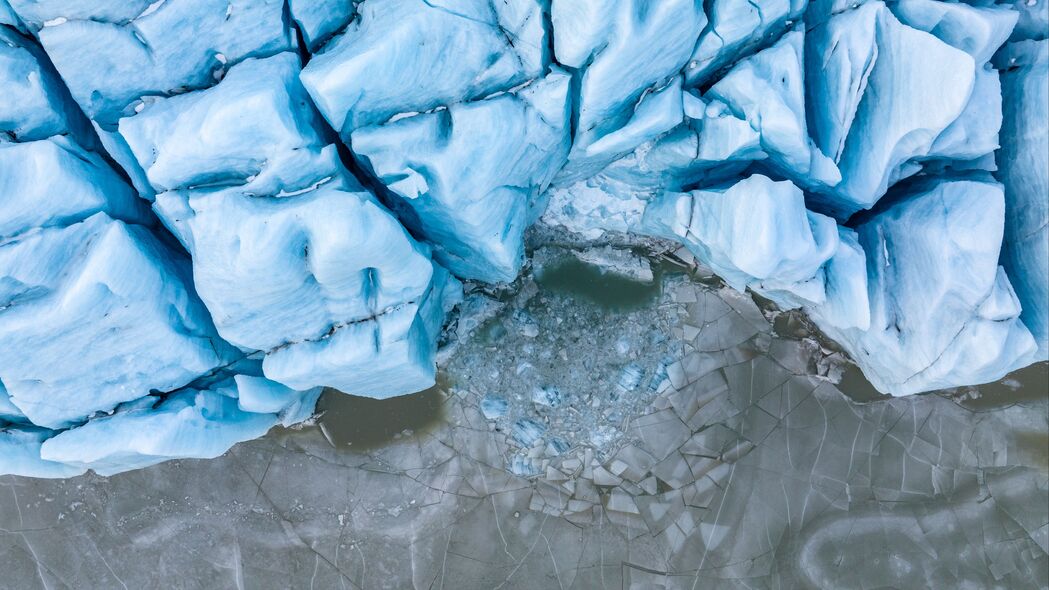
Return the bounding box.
[0,0,1045,476]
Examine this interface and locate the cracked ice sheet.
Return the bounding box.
[0,245,1044,589]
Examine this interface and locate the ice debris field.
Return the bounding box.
[0,0,1046,478]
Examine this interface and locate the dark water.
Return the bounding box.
[955,361,1049,410]
[314,376,449,450]
[533,257,669,310]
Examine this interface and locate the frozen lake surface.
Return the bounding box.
[2,247,1045,589]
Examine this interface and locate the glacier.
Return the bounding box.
[0,0,1046,477]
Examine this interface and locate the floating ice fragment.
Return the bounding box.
[512,418,546,447]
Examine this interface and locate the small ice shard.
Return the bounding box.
[39,378,278,476]
[705,28,841,190]
[512,309,540,338]
[546,437,570,456]
[300,0,546,135]
[480,395,508,420]
[641,175,838,299]
[0,425,85,478]
[997,40,1049,358]
[617,363,645,392]
[531,386,563,408]
[510,454,541,477]
[685,0,807,87]
[0,213,236,428]
[512,418,546,447]
[814,178,1038,395]
[352,71,571,283]
[120,53,461,398]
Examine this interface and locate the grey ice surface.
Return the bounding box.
[1,245,1046,589]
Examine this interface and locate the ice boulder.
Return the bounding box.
[892,1,1016,167]
[0,425,85,478]
[551,0,706,180]
[39,381,278,476]
[352,71,572,283]
[641,175,838,304]
[686,0,807,86]
[817,178,1038,395]
[705,29,841,190]
[997,40,1049,358]
[287,0,355,52]
[806,4,983,218]
[119,52,461,398]
[300,0,546,136]
[0,213,235,428]
[21,0,293,125]
[117,53,331,195]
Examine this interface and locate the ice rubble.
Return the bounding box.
[0,0,1046,476]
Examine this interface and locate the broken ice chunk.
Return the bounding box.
[512,418,546,447]
[118,53,330,194]
[39,380,278,476]
[286,0,355,52]
[892,0,1017,66]
[0,213,235,428]
[261,266,460,397]
[997,40,1049,358]
[25,0,295,124]
[641,175,838,297]
[300,0,546,135]
[25,0,293,125]
[706,29,841,190]
[815,178,1038,395]
[893,1,1016,165]
[804,1,880,165]
[0,425,85,478]
[352,71,571,283]
[0,26,91,143]
[551,0,706,179]
[685,0,807,86]
[808,6,977,218]
[546,437,570,456]
[234,375,322,420]
[531,386,563,408]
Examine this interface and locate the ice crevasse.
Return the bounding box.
[0,0,1045,477]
